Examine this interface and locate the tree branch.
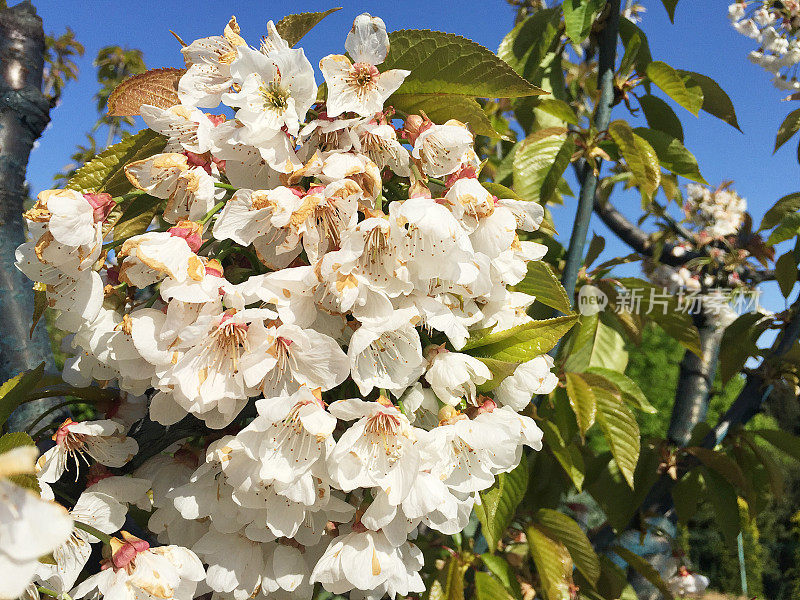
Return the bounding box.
[560,0,621,302]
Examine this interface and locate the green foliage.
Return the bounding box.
[608,121,661,197]
[775,107,800,152]
[66,129,166,195]
[527,524,573,600]
[645,61,703,116]
[759,191,800,230]
[474,571,515,600]
[44,28,84,103]
[514,260,572,314]
[474,454,529,553]
[0,364,45,429]
[534,508,600,586]
[638,94,684,142]
[513,128,575,203]
[632,127,706,183]
[463,314,578,361]
[595,388,640,488]
[274,8,342,47]
[562,0,605,45]
[383,29,544,137]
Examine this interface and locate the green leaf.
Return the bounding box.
[384,28,545,105]
[583,234,605,269]
[775,107,800,152]
[112,193,163,241]
[632,127,706,183]
[274,7,341,47]
[686,447,753,505]
[527,525,573,600]
[639,94,684,142]
[672,468,703,525]
[563,0,606,45]
[530,98,580,125]
[540,420,585,491]
[534,508,600,586]
[645,61,703,116]
[387,93,499,138]
[475,357,518,392]
[0,363,45,429]
[776,251,798,297]
[617,31,641,79]
[497,8,562,81]
[0,431,35,454]
[584,367,657,413]
[618,19,652,76]
[595,389,640,488]
[66,129,167,196]
[481,181,525,202]
[513,129,575,203]
[702,467,741,549]
[564,372,596,438]
[661,0,679,21]
[608,121,661,196]
[760,192,800,230]
[564,314,628,372]
[514,261,572,314]
[464,315,579,362]
[480,555,523,600]
[718,312,770,384]
[475,572,515,600]
[677,70,741,131]
[474,454,529,553]
[611,546,674,599]
[755,429,800,461]
[766,212,800,246]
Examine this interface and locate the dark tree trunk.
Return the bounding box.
[0,1,56,430]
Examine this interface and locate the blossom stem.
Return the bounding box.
[103,233,138,250]
[74,520,113,545]
[428,177,446,187]
[213,182,238,192]
[36,586,60,598]
[200,200,227,226]
[24,399,86,436]
[559,0,621,310]
[111,190,146,204]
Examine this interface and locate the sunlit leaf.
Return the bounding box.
[474,454,529,553]
[514,261,572,314]
[564,372,596,438]
[608,121,660,197]
[595,389,640,488]
[275,8,342,47]
[528,525,573,600]
[0,364,45,429]
[534,508,600,586]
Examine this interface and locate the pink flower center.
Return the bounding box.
[83,192,115,223]
[168,222,203,252]
[111,537,150,570]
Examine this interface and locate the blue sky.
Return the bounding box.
[26,0,794,312]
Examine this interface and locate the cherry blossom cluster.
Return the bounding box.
[644,183,751,327]
[729,1,800,93]
[683,183,747,239]
[8,13,558,600]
